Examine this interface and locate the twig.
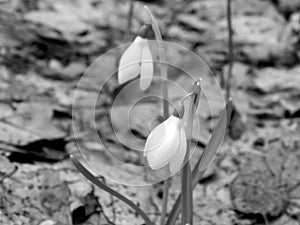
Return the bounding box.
[0,166,17,184]
[226,0,233,102]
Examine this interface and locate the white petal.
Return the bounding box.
[143,120,166,158]
[144,116,175,156]
[140,42,153,91]
[169,124,187,174]
[118,37,143,84]
[145,116,181,170]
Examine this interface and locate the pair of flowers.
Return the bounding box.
[118,25,187,173]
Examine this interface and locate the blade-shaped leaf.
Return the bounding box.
[70,155,153,225]
[166,100,233,225]
[197,99,233,172]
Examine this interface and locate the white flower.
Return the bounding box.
[144,115,187,173]
[118,36,153,91]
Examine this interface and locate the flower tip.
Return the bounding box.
[140,80,151,91]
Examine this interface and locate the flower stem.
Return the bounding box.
[70,155,154,225]
[181,80,201,225]
[126,0,135,41]
[181,142,193,224]
[160,177,171,225]
[144,6,171,225]
[165,172,205,225]
[144,6,169,116]
[166,100,232,225]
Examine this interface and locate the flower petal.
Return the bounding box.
[145,116,181,170]
[118,37,143,84]
[140,42,153,91]
[144,116,177,155]
[169,124,187,174]
[143,120,167,158]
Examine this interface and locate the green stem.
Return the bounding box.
[144,6,171,225]
[166,100,233,225]
[126,0,135,41]
[181,81,201,225]
[165,171,205,225]
[144,6,169,116]
[181,143,193,224]
[70,155,153,225]
[160,177,171,225]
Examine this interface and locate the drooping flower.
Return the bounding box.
[144,107,187,173]
[118,24,153,91]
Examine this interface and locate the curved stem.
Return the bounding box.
[144,6,170,225]
[70,155,153,225]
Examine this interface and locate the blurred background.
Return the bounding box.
[0,0,300,224]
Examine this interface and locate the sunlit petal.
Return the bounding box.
[118,36,143,84]
[145,116,181,170]
[140,42,153,91]
[169,124,187,174]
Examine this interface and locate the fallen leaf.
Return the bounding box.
[253,67,300,93]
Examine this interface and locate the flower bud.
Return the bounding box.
[144,115,187,173]
[118,30,154,91]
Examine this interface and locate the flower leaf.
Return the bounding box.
[196,99,233,172]
[166,100,233,225]
[70,155,153,225]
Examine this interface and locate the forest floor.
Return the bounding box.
[0,0,300,224]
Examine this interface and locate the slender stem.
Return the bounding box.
[70,155,153,225]
[181,81,200,225]
[181,142,193,224]
[159,177,171,225]
[144,6,171,225]
[167,100,232,225]
[144,6,169,116]
[126,0,135,41]
[165,171,205,225]
[226,0,233,102]
[262,213,270,225]
[165,81,201,225]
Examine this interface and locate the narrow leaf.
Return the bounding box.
[166,100,233,225]
[181,80,201,225]
[70,155,153,225]
[197,99,233,172]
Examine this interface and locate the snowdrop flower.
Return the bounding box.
[144,106,187,173]
[118,24,154,91]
